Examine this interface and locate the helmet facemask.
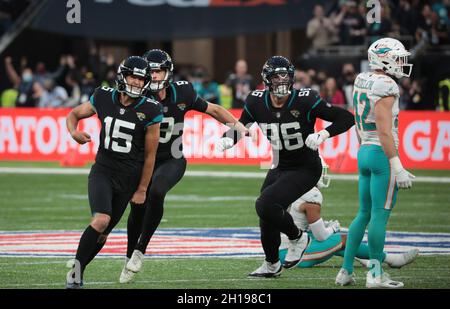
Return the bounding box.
[117,66,151,98]
[270,72,292,98]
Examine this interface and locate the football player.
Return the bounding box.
[120,49,250,283]
[336,38,416,288]
[216,56,355,278]
[279,161,418,270]
[65,56,163,288]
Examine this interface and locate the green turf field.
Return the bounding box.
[0,162,449,289]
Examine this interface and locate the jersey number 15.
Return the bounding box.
[103,116,135,153]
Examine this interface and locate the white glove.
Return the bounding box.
[305,130,330,151]
[390,156,415,189]
[216,137,234,152]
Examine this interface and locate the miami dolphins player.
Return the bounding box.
[336,38,416,288]
[278,160,418,270]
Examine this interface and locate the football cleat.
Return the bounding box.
[283,231,310,269]
[366,271,404,288]
[335,268,356,286]
[386,249,419,269]
[248,261,282,278]
[126,250,144,273]
[66,281,84,289]
[119,258,136,284]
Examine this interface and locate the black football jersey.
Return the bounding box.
[240,88,352,169]
[90,86,163,172]
[148,81,208,160]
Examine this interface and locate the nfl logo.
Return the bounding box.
[163,106,169,113]
[275,112,281,118]
[120,108,125,115]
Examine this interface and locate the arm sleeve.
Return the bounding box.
[309,98,355,137]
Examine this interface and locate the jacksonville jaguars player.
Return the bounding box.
[336,38,416,288]
[217,56,355,278]
[278,160,418,270]
[65,56,162,288]
[120,49,250,283]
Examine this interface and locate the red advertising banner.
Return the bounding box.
[0,108,449,172]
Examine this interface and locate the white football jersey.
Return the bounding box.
[353,72,400,148]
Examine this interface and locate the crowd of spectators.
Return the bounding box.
[0,0,448,111]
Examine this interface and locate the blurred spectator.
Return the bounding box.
[225,59,255,108]
[399,78,423,110]
[322,77,345,107]
[367,6,392,44]
[430,11,449,45]
[416,5,434,44]
[65,72,81,107]
[307,4,338,48]
[4,56,39,107]
[190,66,221,105]
[38,78,68,108]
[80,71,97,103]
[340,63,357,109]
[395,0,420,36]
[333,0,366,45]
[438,77,450,111]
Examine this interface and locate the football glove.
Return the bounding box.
[215,137,235,152]
[305,129,330,151]
[390,156,415,189]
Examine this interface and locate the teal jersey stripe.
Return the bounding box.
[145,114,163,127]
[287,89,297,108]
[134,97,146,109]
[307,98,322,122]
[170,83,177,102]
[89,94,95,106]
[244,105,254,120]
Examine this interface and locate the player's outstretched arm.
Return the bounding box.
[205,103,250,137]
[131,123,160,205]
[375,97,415,189]
[66,102,96,145]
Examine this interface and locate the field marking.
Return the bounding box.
[0,276,441,288]
[1,167,449,183]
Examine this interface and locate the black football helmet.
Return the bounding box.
[142,49,174,92]
[261,56,295,98]
[116,56,151,98]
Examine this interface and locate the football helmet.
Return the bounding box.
[368,38,412,79]
[317,156,331,189]
[142,49,174,92]
[116,56,151,98]
[261,56,295,98]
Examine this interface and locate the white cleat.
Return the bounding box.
[386,249,419,268]
[335,268,356,286]
[325,220,341,233]
[366,271,404,288]
[283,232,311,269]
[248,260,282,278]
[126,250,144,273]
[119,258,136,284]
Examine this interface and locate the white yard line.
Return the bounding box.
[1,167,449,183]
